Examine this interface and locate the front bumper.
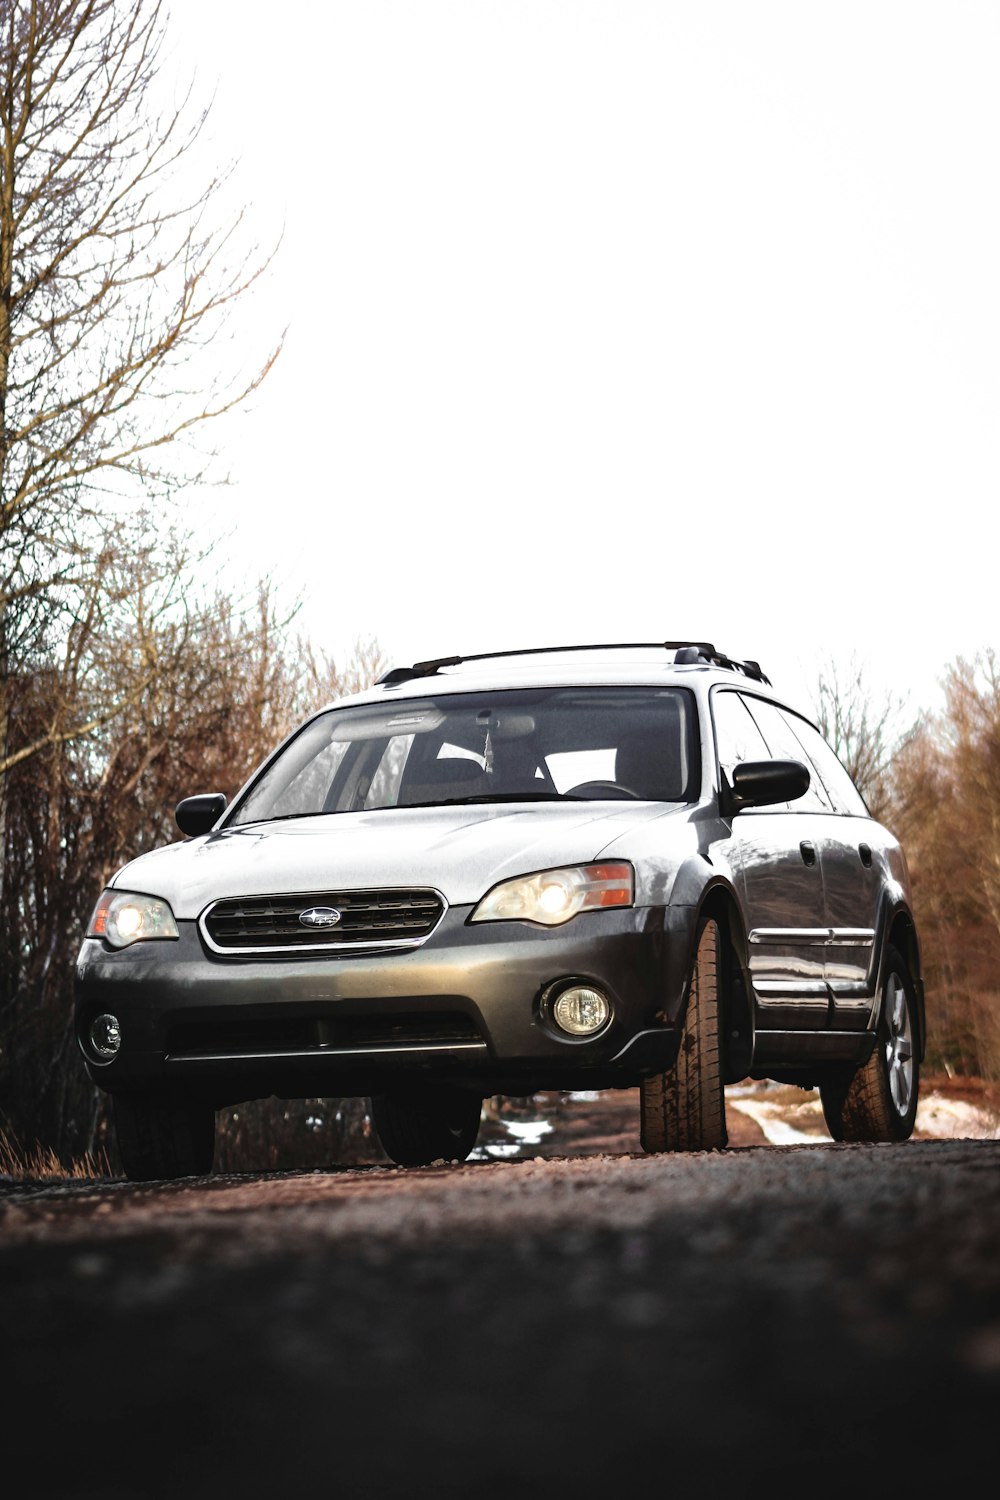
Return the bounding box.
[74,904,697,1105]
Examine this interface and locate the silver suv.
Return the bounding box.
[74,641,924,1178]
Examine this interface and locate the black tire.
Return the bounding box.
[371,1087,482,1166]
[640,916,728,1152]
[113,1093,216,1181]
[820,944,920,1143]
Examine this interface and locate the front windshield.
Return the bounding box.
[229,686,699,825]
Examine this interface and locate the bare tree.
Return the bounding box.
[0,526,384,1160]
[813,653,917,823]
[0,0,281,818]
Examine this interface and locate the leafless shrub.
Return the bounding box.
[813,653,918,824]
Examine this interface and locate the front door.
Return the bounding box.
[712,689,830,1031]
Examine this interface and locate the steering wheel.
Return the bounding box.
[565,780,641,800]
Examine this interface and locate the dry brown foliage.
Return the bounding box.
[887,651,1000,1081]
[0,536,384,1162]
[0,1124,111,1179]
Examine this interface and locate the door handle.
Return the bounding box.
[859,842,873,868]
[799,840,817,867]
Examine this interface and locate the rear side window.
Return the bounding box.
[778,710,870,817]
[740,697,833,813]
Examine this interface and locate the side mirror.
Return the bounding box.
[175,793,228,838]
[726,759,810,813]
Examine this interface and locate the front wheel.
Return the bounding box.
[640,916,727,1152]
[113,1093,216,1181]
[820,944,920,1143]
[370,1087,482,1166]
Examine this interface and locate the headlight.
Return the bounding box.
[87,890,179,949]
[470,862,634,927]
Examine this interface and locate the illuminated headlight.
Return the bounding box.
[470,863,634,927]
[87,890,179,949]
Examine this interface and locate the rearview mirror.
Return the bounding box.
[175,793,228,837]
[727,759,810,812]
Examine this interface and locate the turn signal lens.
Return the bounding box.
[87,890,179,950]
[470,863,634,927]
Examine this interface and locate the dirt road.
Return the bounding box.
[3,1089,1000,1499]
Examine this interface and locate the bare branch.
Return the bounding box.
[812,653,918,823]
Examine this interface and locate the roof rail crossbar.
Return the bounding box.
[378,642,709,685]
[378,657,462,685]
[376,641,770,686]
[703,651,771,685]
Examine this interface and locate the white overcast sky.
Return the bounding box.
[163,1,998,723]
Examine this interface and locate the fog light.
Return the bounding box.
[551,986,610,1037]
[90,1013,121,1060]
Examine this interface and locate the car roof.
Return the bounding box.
[321,645,812,724]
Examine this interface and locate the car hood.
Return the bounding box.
[110,801,691,918]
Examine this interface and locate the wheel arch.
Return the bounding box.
[882,903,926,1062]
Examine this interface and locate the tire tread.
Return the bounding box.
[640,918,727,1152]
[114,1094,215,1181]
[371,1089,481,1166]
[820,944,919,1144]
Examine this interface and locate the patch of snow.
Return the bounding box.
[728,1099,826,1145]
[915,1096,1000,1139]
[502,1120,554,1145]
[469,1142,524,1161]
[469,1114,555,1161]
[729,1089,1000,1145]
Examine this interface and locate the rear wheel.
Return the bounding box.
[640,916,727,1152]
[113,1093,216,1181]
[371,1087,482,1166]
[820,944,919,1143]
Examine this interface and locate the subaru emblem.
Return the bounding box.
[299,906,343,929]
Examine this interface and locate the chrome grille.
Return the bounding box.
[201,888,446,953]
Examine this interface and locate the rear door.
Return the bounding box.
[777,710,883,1029]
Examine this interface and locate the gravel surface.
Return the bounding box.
[3,1087,1000,1499]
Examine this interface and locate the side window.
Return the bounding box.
[779,711,870,817]
[741,697,833,813]
[711,690,771,786]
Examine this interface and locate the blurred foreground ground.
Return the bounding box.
[3,1074,998,1499]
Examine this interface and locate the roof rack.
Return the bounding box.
[377,641,771,686]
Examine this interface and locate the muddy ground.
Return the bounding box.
[3,1081,1000,1498]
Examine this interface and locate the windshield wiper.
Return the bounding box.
[236,793,585,825]
[396,792,584,808]
[235,811,334,826]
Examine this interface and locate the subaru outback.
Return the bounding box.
[74,641,925,1178]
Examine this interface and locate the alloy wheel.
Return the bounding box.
[884,973,914,1117]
